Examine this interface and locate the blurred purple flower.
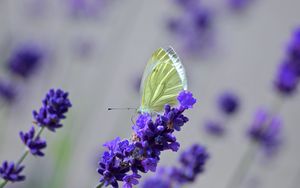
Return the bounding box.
[248,108,282,155]
[142,177,171,188]
[97,91,196,188]
[204,119,225,136]
[0,79,17,103]
[171,144,209,184]
[68,0,107,19]
[0,161,25,183]
[20,126,47,157]
[218,91,240,115]
[274,27,300,95]
[142,144,209,187]
[141,168,172,188]
[229,0,253,11]
[7,43,43,79]
[287,28,300,62]
[168,1,213,54]
[274,62,299,95]
[173,0,199,9]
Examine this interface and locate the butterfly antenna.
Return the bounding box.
[107,107,137,111]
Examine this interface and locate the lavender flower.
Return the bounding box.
[177,90,197,110]
[20,126,47,156]
[168,1,213,54]
[274,28,300,95]
[0,79,17,103]
[274,62,299,95]
[170,144,209,184]
[7,43,43,79]
[248,108,282,154]
[142,144,209,188]
[97,91,196,188]
[0,88,71,187]
[218,91,240,115]
[33,89,72,132]
[204,119,224,136]
[0,161,25,183]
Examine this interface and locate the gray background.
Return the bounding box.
[0,0,300,187]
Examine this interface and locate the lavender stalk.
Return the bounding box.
[0,89,72,188]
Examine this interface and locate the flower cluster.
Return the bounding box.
[142,144,209,188]
[204,91,240,137]
[0,162,25,182]
[97,91,196,188]
[0,89,71,186]
[248,108,282,154]
[33,89,72,132]
[274,28,300,95]
[7,43,43,79]
[20,126,47,156]
[168,0,213,54]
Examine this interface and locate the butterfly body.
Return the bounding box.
[138,47,187,114]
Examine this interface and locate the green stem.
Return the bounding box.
[0,180,8,188]
[0,127,45,188]
[96,182,104,188]
[224,142,258,188]
[36,127,45,139]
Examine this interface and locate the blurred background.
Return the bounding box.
[0,0,300,187]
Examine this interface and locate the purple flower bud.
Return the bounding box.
[20,126,47,156]
[248,108,282,154]
[123,173,141,188]
[0,161,25,182]
[142,158,157,172]
[218,91,240,115]
[274,62,299,95]
[33,89,72,132]
[274,28,300,96]
[177,90,196,109]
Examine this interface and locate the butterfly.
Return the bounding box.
[138,47,188,114]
